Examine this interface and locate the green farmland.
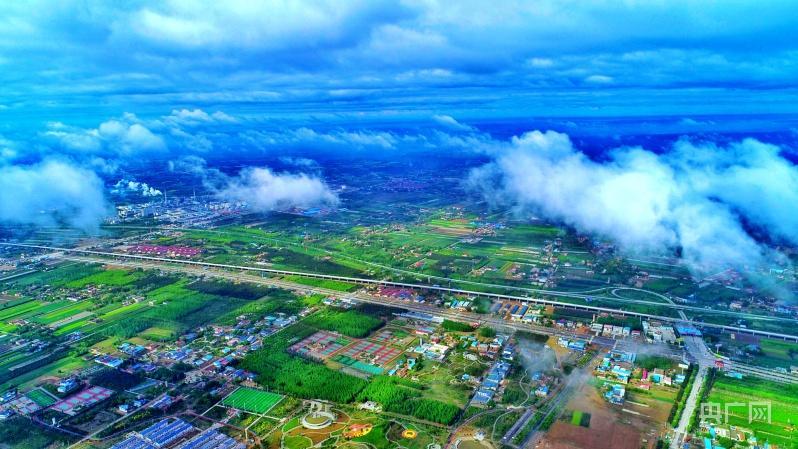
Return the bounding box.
[705,376,798,448]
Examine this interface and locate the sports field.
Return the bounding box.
[26,388,57,407]
[222,387,284,414]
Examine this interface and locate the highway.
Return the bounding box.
[4,242,797,342]
[58,254,619,347]
[7,242,790,325]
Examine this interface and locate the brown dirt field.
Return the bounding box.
[554,377,663,449]
[538,415,640,449]
[539,384,642,449]
[546,337,570,365]
[624,388,673,423]
[431,227,472,237]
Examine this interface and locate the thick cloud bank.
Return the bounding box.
[469,131,798,273]
[0,160,109,231]
[217,167,338,212]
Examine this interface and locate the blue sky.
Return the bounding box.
[2,0,798,127]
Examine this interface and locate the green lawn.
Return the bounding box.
[26,388,57,407]
[283,435,312,449]
[223,387,284,414]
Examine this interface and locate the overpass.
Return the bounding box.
[3,242,797,342]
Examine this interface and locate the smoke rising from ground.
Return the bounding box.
[516,338,557,374]
[112,179,162,197]
[468,131,798,276]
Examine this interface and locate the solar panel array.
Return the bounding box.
[177,429,245,449]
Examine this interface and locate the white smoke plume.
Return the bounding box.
[516,338,558,374]
[468,131,798,275]
[112,179,163,197]
[0,159,110,231]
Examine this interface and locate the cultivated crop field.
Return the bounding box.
[223,387,284,414]
[705,376,798,448]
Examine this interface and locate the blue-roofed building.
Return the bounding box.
[110,435,157,449]
[676,325,702,337]
[111,418,195,449]
[604,384,625,405]
[610,365,632,383]
[140,418,194,447]
[567,340,587,351]
[608,350,636,363]
[471,388,494,405]
[470,360,511,407]
[176,429,244,449]
[483,378,500,390]
[535,385,549,397]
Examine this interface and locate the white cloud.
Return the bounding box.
[526,57,554,68]
[432,114,473,132]
[126,0,396,51]
[0,159,109,231]
[216,166,338,211]
[0,135,20,162]
[279,156,319,169]
[584,74,613,84]
[43,114,166,156]
[468,130,798,275]
[164,108,237,126]
[241,127,398,150]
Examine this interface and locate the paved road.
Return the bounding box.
[670,337,710,449]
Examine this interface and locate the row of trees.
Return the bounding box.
[187,280,273,300]
[441,319,475,332]
[240,325,368,403]
[357,376,460,424]
[243,327,462,423]
[304,310,383,338]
